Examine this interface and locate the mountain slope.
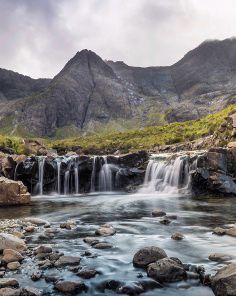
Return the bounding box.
[1,38,236,137]
[0,68,50,101]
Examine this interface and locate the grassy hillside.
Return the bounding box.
[0,104,235,155]
[49,104,236,154]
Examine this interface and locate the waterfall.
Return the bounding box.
[141,154,191,194]
[56,159,61,194]
[99,156,114,191]
[74,160,79,194]
[36,156,46,195]
[90,156,98,192]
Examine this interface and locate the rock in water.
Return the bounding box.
[133,246,167,268]
[55,281,87,293]
[54,256,81,267]
[0,177,31,206]
[147,258,187,283]
[0,233,27,252]
[2,249,24,263]
[95,224,116,236]
[211,263,236,296]
[0,278,19,288]
[208,253,233,262]
[0,288,20,296]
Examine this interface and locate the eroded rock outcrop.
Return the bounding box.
[0,177,31,205]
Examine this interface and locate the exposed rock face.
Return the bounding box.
[1,39,236,136]
[0,177,31,205]
[191,146,236,195]
[0,68,50,101]
[211,263,236,296]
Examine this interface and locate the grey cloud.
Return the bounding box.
[0,0,235,78]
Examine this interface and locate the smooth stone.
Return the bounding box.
[38,259,52,270]
[151,209,166,217]
[93,242,113,249]
[31,271,42,282]
[212,227,226,236]
[34,245,52,255]
[133,246,167,268]
[171,232,184,241]
[0,288,20,296]
[54,256,81,267]
[23,218,49,226]
[209,253,233,262]
[54,281,87,294]
[77,269,98,279]
[226,228,236,237]
[20,286,41,296]
[147,258,187,283]
[25,226,35,233]
[0,278,19,288]
[159,217,171,225]
[0,234,26,252]
[83,237,100,245]
[2,249,24,263]
[211,263,236,296]
[95,224,116,236]
[7,262,20,271]
[118,282,144,295]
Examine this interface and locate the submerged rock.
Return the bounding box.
[93,242,113,249]
[211,263,236,296]
[23,218,49,226]
[213,227,226,236]
[151,209,166,217]
[147,258,187,283]
[133,246,167,268]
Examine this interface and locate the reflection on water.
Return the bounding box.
[0,192,235,295]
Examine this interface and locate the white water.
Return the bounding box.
[90,156,98,192]
[56,160,61,194]
[36,156,46,195]
[99,156,114,191]
[74,163,79,194]
[141,154,191,194]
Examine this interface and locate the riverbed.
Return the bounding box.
[0,192,235,295]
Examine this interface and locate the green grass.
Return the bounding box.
[49,104,236,154]
[0,104,235,155]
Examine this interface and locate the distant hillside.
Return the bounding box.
[1,38,236,137]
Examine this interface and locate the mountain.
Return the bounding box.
[1,38,236,137]
[0,68,51,101]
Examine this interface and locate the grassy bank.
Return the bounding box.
[0,104,235,155]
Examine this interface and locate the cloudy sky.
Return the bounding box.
[0,0,236,78]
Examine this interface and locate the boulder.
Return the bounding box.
[208,253,233,262]
[0,288,20,296]
[95,224,116,236]
[0,177,31,206]
[0,278,19,288]
[147,258,187,283]
[54,256,81,267]
[0,233,27,252]
[171,232,184,241]
[93,242,113,249]
[133,246,167,268]
[211,263,236,296]
[54,281,87,294]
[20,286,41,296]
[7,262,20,271]
[2,249,24,263]
[151,209,166,217]
[226,228,236,237]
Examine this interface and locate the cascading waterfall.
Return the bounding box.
[99,156,113,191]
[56,159,61,194]
[36,156,46,195]
[90,156,99,192]
[141,154,192,194]
[74,159,79,194]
